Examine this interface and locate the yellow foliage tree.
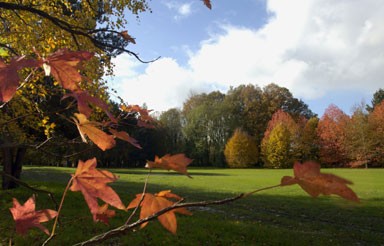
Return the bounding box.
[261,123,292,168]
[224,128,258,168]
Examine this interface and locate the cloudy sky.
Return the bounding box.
[108,0,384,116]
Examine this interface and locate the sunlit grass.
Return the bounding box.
[1,167,383,245]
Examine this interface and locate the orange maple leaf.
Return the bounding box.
[120,31,136,44]
[70,158,126,219]
[120,104,155,128]
[281,161,360,202]
[109,129,142,149]
[73,113,116,151]
[41,49,93,91]
[0,56,38,102]
[127,190,192,234]
[145,154,193,177]
[94,203,116,225]
[9,196,57,235]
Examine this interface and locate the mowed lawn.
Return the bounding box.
[1,167,383,245]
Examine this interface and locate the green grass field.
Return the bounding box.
[1,167,383,245]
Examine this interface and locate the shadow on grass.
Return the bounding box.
[111,168,230,177]
[1,167,383,245]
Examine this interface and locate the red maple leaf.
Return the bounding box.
[202,0,212,9]
[41,49,93,91]
[70,158,126,218]
[127,190,191,234]
[281,161,360,202]
[145,154,193,177]
[9,196,57,235]
[0,56,38,102]
[64,90,117,122]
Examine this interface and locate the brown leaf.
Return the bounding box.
[73,113,115,151]
[0,56,38,102]
[127,190,191,234]
[9,196,57,235]
[202,0,212,9]
[70,158,126,218]
[64,90,117,123]
[145,154,193,177]
[94,204,116,225]
[120,31,136,44]
[281,161,360,202]
[42,49,93,91]
[109,129,142,149]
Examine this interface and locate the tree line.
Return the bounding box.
[2,81,383,169]
[158,85,384,168]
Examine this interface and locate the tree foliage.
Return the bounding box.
[317,104,350,167]
[224,128,258,168]
[261,110,299,168]
[368,101,384,166]
[366,88,384,112]
[262,123,292,168]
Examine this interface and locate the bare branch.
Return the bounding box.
[0,171,58,210]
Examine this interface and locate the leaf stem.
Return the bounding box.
[243,184,282,197]
[125,169,152,225]
[43,176,74,246]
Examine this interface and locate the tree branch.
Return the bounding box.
[74,193,245,246]
[0,2,158,63]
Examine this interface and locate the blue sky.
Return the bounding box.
[109,0,384,116]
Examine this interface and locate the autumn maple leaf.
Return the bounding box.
[145,154,193,177]
[70,158,126,219]
[202,0,212,9]
[109,129,142,149]
[9,196,57,235]
[0,56,38,102]
[73,113,116,151]
[120,30,136,44]
[281,161,360,202]
[64,90,117,123]
[94,203,116,225]
[127,190,192,234]
[121,104,155,128]
[41,49,93,91]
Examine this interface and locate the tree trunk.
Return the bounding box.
[2,147,26,190]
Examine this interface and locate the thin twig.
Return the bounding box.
[42,176,74,246]
[125,169,152,225]
[0,171,58,210]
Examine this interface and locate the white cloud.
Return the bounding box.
[113,0,384,112]
[163,1,193,20]
[178,3,192,16]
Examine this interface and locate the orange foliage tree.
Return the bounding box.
[317,104,350,167]
[368,101,384,165]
